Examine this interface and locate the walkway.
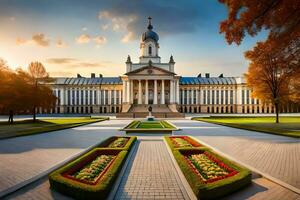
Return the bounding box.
[171,119,300,189]
[0,119,130,195]
[114,138,189,200]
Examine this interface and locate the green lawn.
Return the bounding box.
[123,120,178,133]
[137,121,164,129]
[0,117,108,139]
[193,116,300,138]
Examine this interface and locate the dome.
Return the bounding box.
[141,17,159,42]
[142,30,159,42]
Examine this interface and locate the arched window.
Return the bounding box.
[148,45,152,55]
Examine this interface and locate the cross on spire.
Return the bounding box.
[147,16,153,30]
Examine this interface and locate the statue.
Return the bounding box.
[146,105,154,121]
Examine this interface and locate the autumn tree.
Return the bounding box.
[219,0,300,122]
[245,41,293,123]
[28,61,55,122]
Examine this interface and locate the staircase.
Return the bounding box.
[117,104,184,118]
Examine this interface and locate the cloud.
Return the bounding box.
[94,36,107,45]
[76,34,91,44]
[46,58,77,64]
[32,33,50,47]
[16,33,50,47]
[97,1,206,42]
[45,57,106,68]
[56,38,67,48]
[76,34,107,46]
[82,27,88,31]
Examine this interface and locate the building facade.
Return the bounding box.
[47,18,299,116]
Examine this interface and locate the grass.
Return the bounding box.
[193,116,300,138]
[0,117,108,139]
[122,120,178,133]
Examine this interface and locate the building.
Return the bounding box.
[48,17,300,117]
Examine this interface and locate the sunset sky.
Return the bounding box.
[0,0,267,77]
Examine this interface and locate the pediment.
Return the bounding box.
[125,65,175,76]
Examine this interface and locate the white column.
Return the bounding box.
[130,80,133,103]
[176,80,179,104]
[122,81,126,103]
[138,80,142,104]
[200,89,203,104]
[186,89,189,104]
[108,90,112,105]
[78,89,81,105]
[65,89,69,106]
[170,80,174,103]
[114,90,117,105]
[91,89,94,105]
[103,90,106,105]
[126,81,130,103]
[161,80,165,104]
[154,80,158,104]
[60,88,65,105]
[145,80,148,104]
[70,88,73,105]
[119,90,122,104]
[97,89,100,105]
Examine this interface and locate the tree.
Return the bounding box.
[28,61,55,122]
[219,0,300,122]
[245,41,292,123]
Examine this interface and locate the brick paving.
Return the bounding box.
[171,119,300,189]
[0,119,130,195]
[114,139,189,200]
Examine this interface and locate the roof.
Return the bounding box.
[53,77,122,85]
[52,76,238,86]
[179,77,237,85]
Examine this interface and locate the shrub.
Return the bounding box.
[165,137,251,200]
[97,136,137,150]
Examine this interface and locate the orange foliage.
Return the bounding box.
[0,58,56,122]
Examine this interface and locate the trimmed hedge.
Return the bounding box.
[97,136,137,150]
[49,137,136,199]
[165,136,251,200]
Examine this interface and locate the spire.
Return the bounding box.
[147,16,153,30]
[169,55,175,63]
[126,55,131,63]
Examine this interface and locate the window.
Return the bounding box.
[72,90,75,105]
[230,90,233,104]
[246,90,250,104]
[180,90,183,104]
[207,90,210,104]
[221,90,224,104]
[148,45,152,55]
[203,90,206,104]
[76,90,79,105]
[184,90,187,105]
[193,90,197,104]
[212,90,215,104]
[225,90,228,104]
[94,90,97,105]
[81,90,84,105]
[242,90,245,104]
[112,90,115,105]
[216,90,219,104]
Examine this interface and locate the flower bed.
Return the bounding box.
[97,136,136,150]
[185,151,237,184]
[49,137,136,199]
[169,136,202,148]
[165,137,251,200]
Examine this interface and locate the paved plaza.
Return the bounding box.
[0,118,300,199]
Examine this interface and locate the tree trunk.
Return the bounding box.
[8,110,14,124]
[275,102,279,123]
[33,106,36,122]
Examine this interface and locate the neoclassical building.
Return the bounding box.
[48,18,299,117]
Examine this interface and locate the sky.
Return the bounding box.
[0,0,267,77]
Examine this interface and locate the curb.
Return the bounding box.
[163,137,197,200]
[107,140,139,200]
[190,136,300,195]
[0,139,108,198]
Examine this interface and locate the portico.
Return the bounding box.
[122,78,180,105]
